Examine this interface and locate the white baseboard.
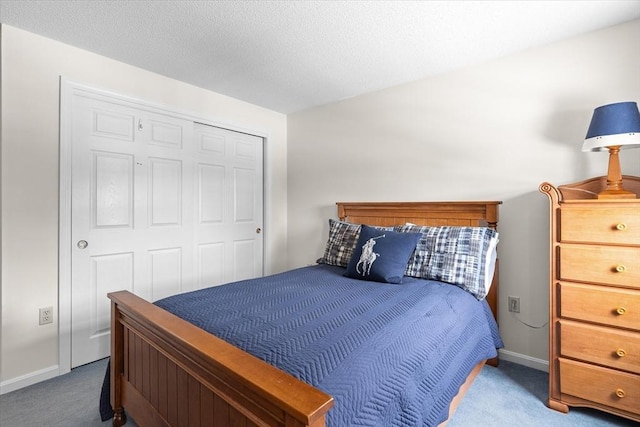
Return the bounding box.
[0,364,60,395]
[499,349,549,372]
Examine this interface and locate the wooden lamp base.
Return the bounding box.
[598,145,637,199]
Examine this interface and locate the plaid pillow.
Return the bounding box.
[320,220,394,268]
[320,219,362,267]
[394,225,499,300]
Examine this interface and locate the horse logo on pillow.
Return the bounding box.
[356,234,385,276]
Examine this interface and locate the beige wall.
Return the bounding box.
[0,25,288,390]
[287,20,640,369]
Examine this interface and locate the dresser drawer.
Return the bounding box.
[559,358,640,415]
[559,320,640,374]
[559,206,640,245]
[559,283,640,331]
[559,245,640,288]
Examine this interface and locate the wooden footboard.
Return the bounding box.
[109,290,334,427]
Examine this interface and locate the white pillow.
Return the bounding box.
[484,235,499,295]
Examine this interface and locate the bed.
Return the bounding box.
[107,201,502,427]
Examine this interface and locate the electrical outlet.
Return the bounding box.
[39,307,53,325]
[508,296,520,313]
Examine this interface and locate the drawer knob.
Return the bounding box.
[616,307,627,315]
[615,264,627,273]
[616,223,627,230]
[616,348,627,357]
[616,388,626,398]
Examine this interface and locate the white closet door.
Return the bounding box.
[69,92,263,368]
[194,123,264,288]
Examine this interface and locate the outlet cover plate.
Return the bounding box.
[508,296,520,313]
[39,307,53,325]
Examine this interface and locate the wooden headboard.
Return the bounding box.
[337,201,500,229]
[336,201,502,367]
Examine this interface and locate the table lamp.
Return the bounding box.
[582,101,640,199]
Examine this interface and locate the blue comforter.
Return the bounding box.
[155,264,503,426]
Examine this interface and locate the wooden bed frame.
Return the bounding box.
[108,201,501,426]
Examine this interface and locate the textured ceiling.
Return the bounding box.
[1,1,639,113]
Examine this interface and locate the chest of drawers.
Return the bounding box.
[540,176,640,423]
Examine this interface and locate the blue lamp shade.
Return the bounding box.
[582,101,640,152]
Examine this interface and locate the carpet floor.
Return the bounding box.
[0,358,636,426]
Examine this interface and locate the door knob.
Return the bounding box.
[77,240,88,249]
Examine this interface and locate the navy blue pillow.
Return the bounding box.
[345,225,421,284]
